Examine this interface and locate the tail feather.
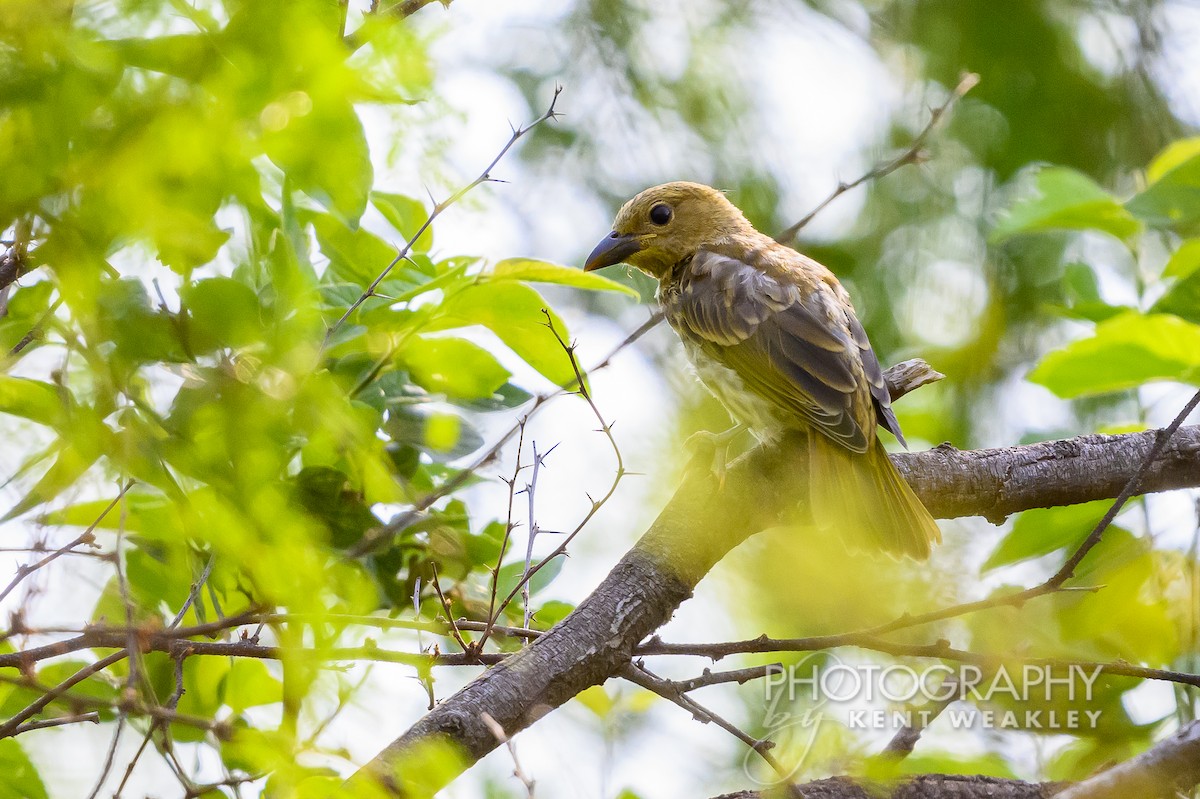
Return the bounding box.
[807,431,941,559]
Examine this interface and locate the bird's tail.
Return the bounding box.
[807,431,941,559]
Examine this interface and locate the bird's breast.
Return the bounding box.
[677,336,786,442]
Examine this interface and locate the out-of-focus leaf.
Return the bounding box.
[108,34,219,81]
[309,213,420,290]
[223,659,283,713]
[386,407,483,461]
[460,382,534,412]
[487,258,640,298]
[94,279,188,364]
[371,192,432,252]
[983,501,1111,571]
[400,336,511,400]
[1052,262,1129,322]
[993,168,1140,242]
[1127,140,1200,230]
[292,466,381,549]
[495,556,564,605]
[264,96,373,227]
[531,599,575,630]
[1028,312,1200,397]
[429,282,576,387]
[0,739,48,799]
[0,377,63,427]
[3,443,102,521]
[40,493,182,538]
[1163,238,1200,279]
[1146,137,1200,184]
[0,280,55,356]
[1152,268,1200,325]
[184,277,264,350]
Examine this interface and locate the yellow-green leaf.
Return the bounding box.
[400,336,511,400]
[1146,137,1200,184]
[428,282,576,387]
[993,168,1140,242]
[488,258,640,298]
[1028,312,1200,397]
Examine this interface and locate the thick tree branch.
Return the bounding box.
[710,719,1200,799]
[350,354,1200,794]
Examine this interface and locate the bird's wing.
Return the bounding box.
[849,313,906,448]
[669,248,887,453]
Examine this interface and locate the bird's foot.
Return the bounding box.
[684,424,747,489]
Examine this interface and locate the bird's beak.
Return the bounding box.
[584,232,644,272]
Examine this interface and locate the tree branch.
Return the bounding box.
[709,719,1200,799]
[350,356,1200,794]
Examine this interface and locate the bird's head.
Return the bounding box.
[584,182,752,279]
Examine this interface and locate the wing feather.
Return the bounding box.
[666,249,892,453]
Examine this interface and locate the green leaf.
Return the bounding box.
[223,660,283,713]
[1126,140,1200,230]
[3,444,102,521]
[1152,268,1200,325]
[0,280,55,356]
[428,282,576,387]
[495,556,565,605]
[399,336,511,400]
[95,279,188,363]
[1163,238,1200,279]
[264,96,373,227]
[993,167,1140,242]
[309,213,427,291]
[386,408,484,461]
[109,34,219,81]
[1146,137,1200,183]
[983,501,1111,571]
[371,192,432,252]
[184,277,263,350]
[1028,312,1200,397]
[0,377,63,427]
[487,258,640,298]
[0,740,48,799]
[460,382,534,412]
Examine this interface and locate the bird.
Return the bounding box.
[583,181,940,558]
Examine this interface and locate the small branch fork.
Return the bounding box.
[775,72,980,244]
[479,312,628,639]
[324,86,563,348]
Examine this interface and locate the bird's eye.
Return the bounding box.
[649,204,673,225]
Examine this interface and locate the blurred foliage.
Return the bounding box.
[3,0,1200,796]
[0,0,630,794]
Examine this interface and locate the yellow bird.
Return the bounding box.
[584,181,940,558]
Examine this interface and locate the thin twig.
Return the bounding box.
[347,309,662,558]
[856,388,1200,639]
[484,312,628,633]
[484,422,527,641]
[7,298,63,358]
[324,86,562,347]
[0,650,129,739]
[637,634,1200,690]
[428,565,470,654]
[86,714,126,799]
[481,712,536,798]
[622,663,786,778]
[0,482,130,606]
[10,711,100,734]
[168,553,215,629]
[775,73,979,244]
[876,675,958,762]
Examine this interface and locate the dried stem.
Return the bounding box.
[775,73,979,244]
